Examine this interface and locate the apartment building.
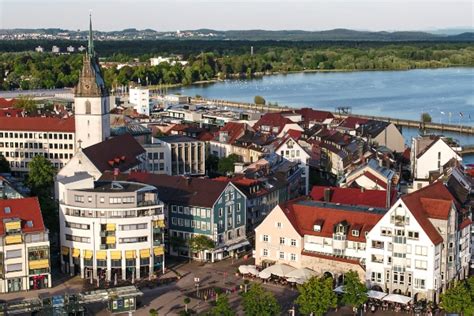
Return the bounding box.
[57,174,165,283]
[144,135,205,176]
[365,181,471,303]
[255,198,384,282]
[0,197,51,293]
[118,172,248,262]
[0,117,76,172]
[410,136,462,189]
[129,86,150,116]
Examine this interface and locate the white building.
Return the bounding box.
[144,135,206,176]
[57,174,165,283]
[0,198,51,293]
[410,136,462,190]
[51,46,60,53]
[66,46,75,53]
[129,86,150,116]
[365,181,471,303]
[0,117,76,172]
[275,136,311,195]
[35,46,44,53]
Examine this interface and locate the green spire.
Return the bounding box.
[88,13,94,57]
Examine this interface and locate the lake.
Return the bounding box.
[172,67,474,163]
[173,68,474,126]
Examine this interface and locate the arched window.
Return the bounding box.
[85,101,91,114]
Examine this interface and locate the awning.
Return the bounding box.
[238,265,249,274]
[106,236,116,244]
[258,271,271,279]
[83,250,93,259]
[72,248,80,258]
[140,249,150,258]
[125,250,136,259]
[382,294,412,304]
[285,268,317,281]
[154,220,165,228]
[61,246,69,256]
[110,251,121,260]
[367,290,387,300]
[29,259,49,270]
[227,240,250,252]
[5,221,21,231]
[153,246,164,256]
[5,235,22,245]
[105,223,116,231]
[96,251,107,260]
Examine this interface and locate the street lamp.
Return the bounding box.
[194,277,200,296]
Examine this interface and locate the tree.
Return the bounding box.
[27,155,58,232]
[295,276,337,316]
[421,112,432,123]
[241,283,280,316]
[206,154,220,175]
[0,154,10,173]
[208,294,235,316]
[342,271,367,311]
[27,155,55,193]
[440,280,474,315]
[187,235,215,261]
[183,297,191,313]
[14,96,38,114]
[217,154,240,175]
[254,95,266,105]
[149,308,158,316]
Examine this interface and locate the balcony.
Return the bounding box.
[28,259,49,271]
[5,234,22,245]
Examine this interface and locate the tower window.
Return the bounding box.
[85,101,91,114]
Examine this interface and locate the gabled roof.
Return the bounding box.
[282,108,334,124]
[339,116,368,129]
[123,171,230,208]
[281,199,384,242]
[253,112,293,134]
[310,186,393,208]
[0,197,46,235]
[82,134,145,173]
[401,181,457,244]
[0,116,75,132]
[356,120,390,138]
[216,122,249,144]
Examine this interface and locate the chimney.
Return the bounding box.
[323,188,332,202]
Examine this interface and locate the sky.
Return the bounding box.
[0,0,472,32]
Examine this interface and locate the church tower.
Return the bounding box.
[74,14,111,149]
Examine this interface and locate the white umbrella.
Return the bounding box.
[262,264,296,277]
[238,265,249,274]
[334,285,345,293]
[382,294,412,305]
[287,277,299,283]
[285,268,317,281]
[258,270,271,279]
[247,266,259,276]
[367,290,387,300]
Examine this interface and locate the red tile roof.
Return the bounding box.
[217,122,248,143]
[253,112,292,134]
[82,134,145,173]
[283,108,334,125]
[281,199,383,242]
[401,181,456,245]
[459,218,472,230]
[339,116,368,129]
[0,197,46,235]
[286,129,302,140]
[310,186,393,208]
[0,116,75,132]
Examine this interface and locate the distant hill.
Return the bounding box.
[0,27,473,42]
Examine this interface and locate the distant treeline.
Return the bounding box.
[0,40,473,91]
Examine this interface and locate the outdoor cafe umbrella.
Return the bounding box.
[367,290,387,300]
[238,265,249,274]
[382,294,412,305]
[258,270,271,279]
[333,285,345,293]
[247,266,259,276]
[285,268,317,281]
[261,263,296,277]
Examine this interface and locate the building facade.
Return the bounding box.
[365,182,471,303]
[144,136,206,176]
[0,198,51,293]
[0,117,76,172]
[58,175,165,283]
[129,86,150,116]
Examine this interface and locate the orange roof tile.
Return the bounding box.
[0,116,75,132]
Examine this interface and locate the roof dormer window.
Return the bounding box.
[352,230,360,237]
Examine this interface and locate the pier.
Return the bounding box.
[191,97,474,135]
